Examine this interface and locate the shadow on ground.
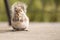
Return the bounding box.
[0,29,16,33]
[0,29,28,33]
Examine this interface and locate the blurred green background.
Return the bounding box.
[0,0,60,22]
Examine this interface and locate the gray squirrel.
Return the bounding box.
[11,1,29,31]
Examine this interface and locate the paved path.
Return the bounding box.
[0,22,60,40]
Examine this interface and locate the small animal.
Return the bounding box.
[11,1,29,31]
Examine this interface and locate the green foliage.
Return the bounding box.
[0,0,60,22]
[0,0,8,21]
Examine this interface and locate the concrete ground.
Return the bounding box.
[0,22,60,40]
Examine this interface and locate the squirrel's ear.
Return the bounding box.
[24,4,27,10]
[21,4,27,13]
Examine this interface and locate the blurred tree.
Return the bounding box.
[54,0,60,22]
[0,0,60,22]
